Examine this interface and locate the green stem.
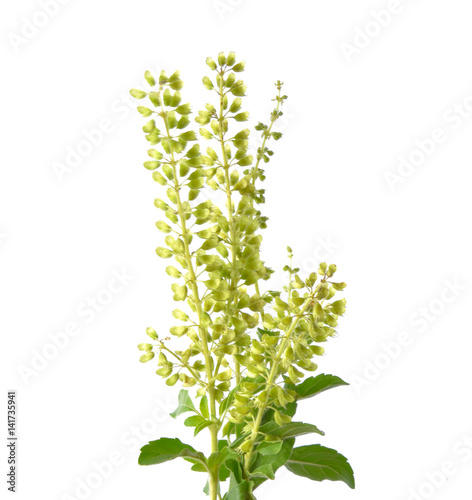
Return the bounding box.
[158,343,203,385]
[251,87,283,308]
[209,472,219,500]
[250,86,283,188]
[159,90,219,499]
[217,70,241,386]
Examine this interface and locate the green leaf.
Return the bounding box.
[138,437,205,467]
[257,440,283,456]
[200,395,209,419]
[250,438,295,486]
[192,462,207,473]
[260,421,325,440]
[225,472,252,500]
[184,415,205,428]
[170,389,196,418]
[194,419,213,437]
[251,463,275,479]
[285,444,355,489]
[219,388,237,417]
[289,373,349,400]
[209,445,241,483]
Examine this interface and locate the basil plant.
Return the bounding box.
[131,52,355,500]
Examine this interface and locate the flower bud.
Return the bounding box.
[144,71,156,87]
[217,381,231,391]
[149,92,160,107]
[144,161,160,171]
[225,73,236,88]
[238,155,253,167]
[327,264,337,277]
[166,266,181,278]
[227,52,236,66]
[146,327,158,340]
[177,115,190,129]
[216,369,232,381]
[313,302,324,319]
[330,299,346,315]
[172,309,189,322]
[318,262,328,275]
[199,128,213,139]
[229,98,242,113]
[234,111,249,122]
[156,247,173,258]
[232,61,246,72]
[274,410,291,426]
[171,92,182,107]
[202,76,213,90]
[142,120,155,133]
[166,374,179,386]
[176,103,192,115]
[218,52,226,66]
[148,149,163,160]
[306,272,318,287]
[324,314,338,327]
[138,343,153,351]
[170,326,188,338]
[137,106,153,117]
[231,83,247,97]
[240,440,253,453]
[210,120,220,135]
[140,352,155,363]
[130,89,146,99]
[206,57,217,70]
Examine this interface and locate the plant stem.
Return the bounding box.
[159,92,219,499]
[250,85,283,188]
[217,70,241,386]
[250,87,283,308]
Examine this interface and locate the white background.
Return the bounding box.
[1,1,472,499]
